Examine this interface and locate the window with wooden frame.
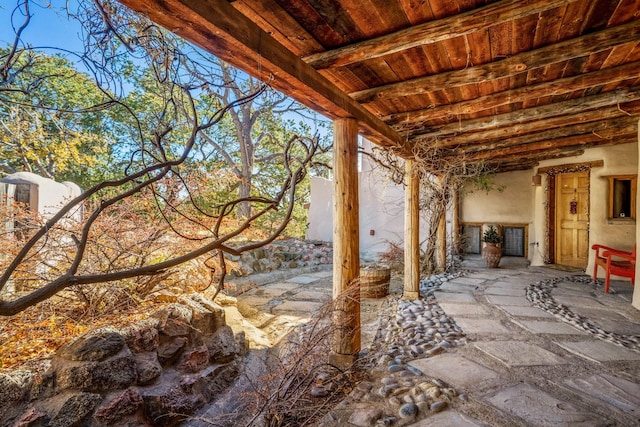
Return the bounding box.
[605,175,636,221]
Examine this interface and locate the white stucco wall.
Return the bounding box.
[307,140,430,261]
[307,176,333,242]
[461,143,638,279]
[461,170,533,224]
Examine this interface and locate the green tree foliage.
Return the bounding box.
[191,60,331,232]
[0,48,115,188]
[0,0,335,317]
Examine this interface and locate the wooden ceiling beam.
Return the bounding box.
[458,117,639,154]
[386,61,640,127]
[490,162,540,173]
[302,0,578,70]
[446,133,637,162]
[482,148,588,166]
[411,89,640,142]
[116,0,411,155]
[466,136,634,171]
[351,20,640,103]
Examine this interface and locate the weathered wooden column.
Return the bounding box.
[436,209,447,271]
[436,176,447,271]
[331,118,360,367]
[452,189,461,255]
[403,159,420,299]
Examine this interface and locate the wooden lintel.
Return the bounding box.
[303,0,577,70]
[537,160,605,174]
[386,61,640,126]
[116,0,410,156]
[351,20,640,103]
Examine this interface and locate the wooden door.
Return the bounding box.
[555,171,590,268]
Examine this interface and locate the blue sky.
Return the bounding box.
[0,1,84,53]
[0,0,332,137]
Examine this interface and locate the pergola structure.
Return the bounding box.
[118,0,640,365]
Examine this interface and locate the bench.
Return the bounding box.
[592,244,636,293]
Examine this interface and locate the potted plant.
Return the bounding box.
[482,225,502,268]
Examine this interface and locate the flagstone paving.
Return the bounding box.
[191,256,639,427]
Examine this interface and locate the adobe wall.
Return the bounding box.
[535,143,637,273]
[307,140,430,261]
[461,142,638,279]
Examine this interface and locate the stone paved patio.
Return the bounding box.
[189,256,640,427]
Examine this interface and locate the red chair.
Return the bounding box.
[592,244,636,293]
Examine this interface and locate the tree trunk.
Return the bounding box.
[237,176,252,219]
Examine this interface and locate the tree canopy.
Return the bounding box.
[0,0,331,316]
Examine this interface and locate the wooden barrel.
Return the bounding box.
[360,267,391,298]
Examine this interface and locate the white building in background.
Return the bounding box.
[307,139,430,261]
[0,171,83,227]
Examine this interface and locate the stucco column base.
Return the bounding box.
[403,291,420,300]
[329,352,358,368]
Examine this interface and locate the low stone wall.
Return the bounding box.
[228,239,332,276]
[0,294,245,427]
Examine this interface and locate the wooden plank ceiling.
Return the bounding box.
[119,0,640,174]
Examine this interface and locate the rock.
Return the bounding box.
[310,387,329,398]
[28,369,56,401]
[206,326,239,363]
[177,346,210,373]
[135,352,162,385]
[142,388,202,427]
[398,403,418,419]
[153,304,193,337]
[375,416,397,426]
[57,329,125,362]
[378,386,393,398]
[12,407,49,427]
[93,388,143,425]
[122,320,160,353]
[0,373,27,409]
[49,392,102,427]
[184,362,238,401]
[430,400,448,412]
[348,407,384,427]
[157,337,188,366]
[182,295,226,335]
[389,365,404,373]
[357,381,374,392]
[55,350,137,392]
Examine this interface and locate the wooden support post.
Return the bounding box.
[436,176,447,272]
[452,189,461,255]
[404,159,420,299]
[331,118,361,367]
[436,209,447,271]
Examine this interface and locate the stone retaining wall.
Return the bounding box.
[228,239,332,276]
[0,294,244,427]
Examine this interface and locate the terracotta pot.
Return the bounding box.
[482,243,502,268]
